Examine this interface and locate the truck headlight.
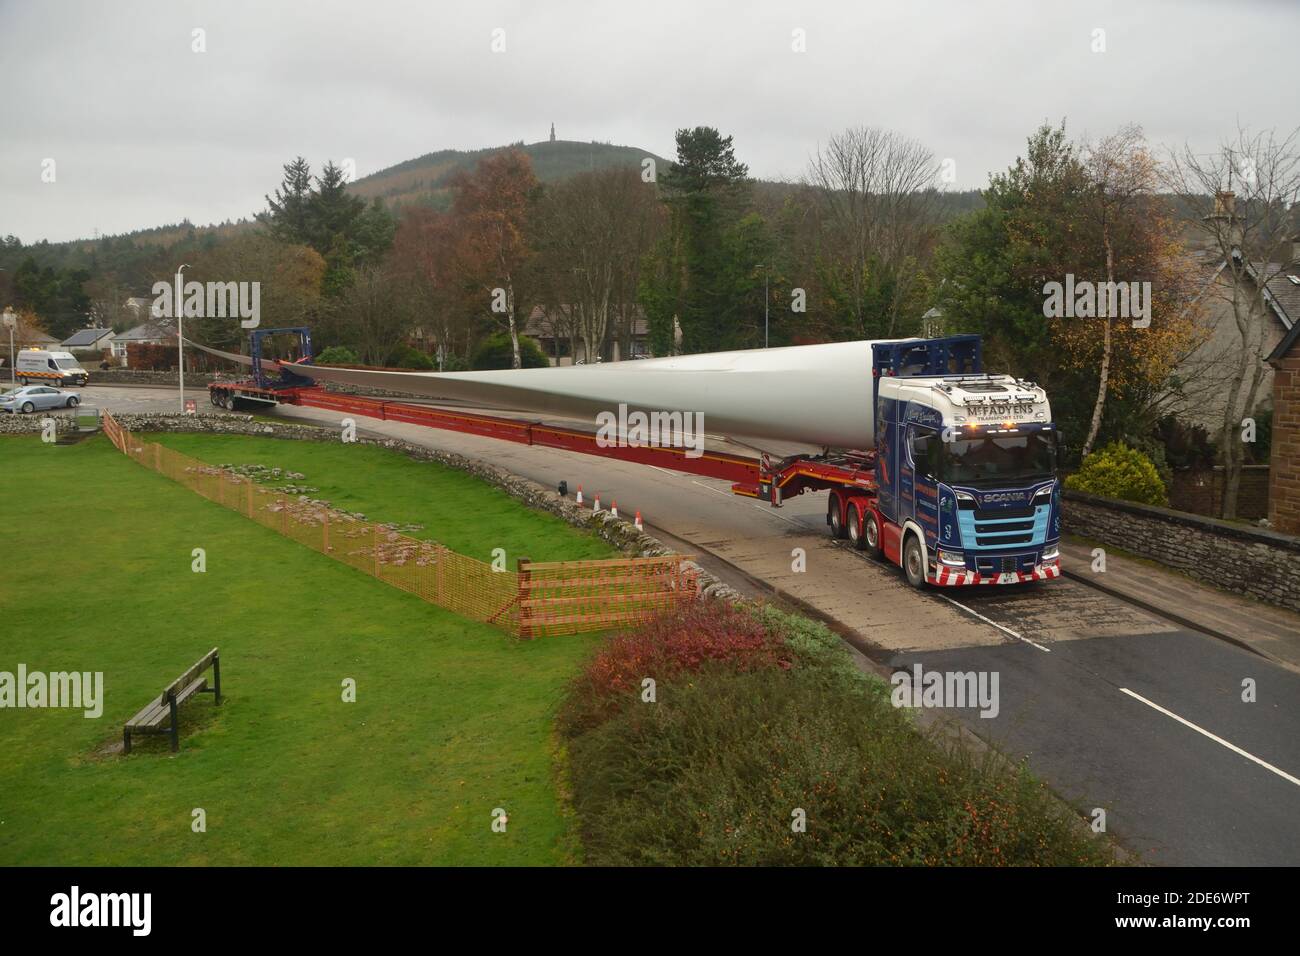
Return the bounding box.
[937,548,966,567]
[1041,546,1059,563]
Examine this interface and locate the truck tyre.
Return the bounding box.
[848,506,867,551]
[903,533,927,589]
[827,493,846,539]
[863,508,883,557]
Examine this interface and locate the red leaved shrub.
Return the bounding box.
[559,600,789,735]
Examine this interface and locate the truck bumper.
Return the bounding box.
[928,559,1061,586]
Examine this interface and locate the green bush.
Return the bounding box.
[390,345,435,370]
[560,603,1113,866]
[1064,442,1168,506]
[566,666,1111,866]
[470,332,549,370]
[315,345,358,365]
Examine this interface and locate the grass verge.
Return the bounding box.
[0,434,613,865]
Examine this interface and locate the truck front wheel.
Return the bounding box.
[903,534,927,589]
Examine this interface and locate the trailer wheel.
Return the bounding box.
[209,390,221,407]
[903,533,927,589]
[827,493,846,539]
[863,508,883,557]
[848,506,867,551]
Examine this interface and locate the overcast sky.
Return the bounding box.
[1,0,1295,243]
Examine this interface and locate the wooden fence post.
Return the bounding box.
[516,557,532,639]
[373,525,381,578]
[322,513,330,553]
[246,481,253,518]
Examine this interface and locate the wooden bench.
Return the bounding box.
[123,648,222,754]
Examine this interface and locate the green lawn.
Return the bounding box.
[0,434,612,865]
[148,431,614,565]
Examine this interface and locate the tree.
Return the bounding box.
[803,127,941,338]
[260,157,314,246]
[258,157,396,298]
[936,124,1197,463]
[1164,125,1300,518]
[389,206,476,370]
[533,167,663,362]
[183,234,326,351]
[657,127,753,352]
[449,150,540,368]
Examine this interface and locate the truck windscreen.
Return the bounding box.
[942,432,1056,485]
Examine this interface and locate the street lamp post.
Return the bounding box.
[175,264,190,413]
[2,307,16,386]
[756,264,770,348]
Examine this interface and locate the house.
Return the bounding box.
[1175,211,1298,434]
[523,305,653,365]
[1267,316,1300,535]
[111,321,174,365]
[124,296,157,318]
[1,317,57,371]
[60,327,116,354]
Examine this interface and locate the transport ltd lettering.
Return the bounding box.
[50,886,151,936]
[0,665,103,718]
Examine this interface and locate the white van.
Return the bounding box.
[15,349,89,387]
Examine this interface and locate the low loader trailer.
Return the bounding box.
[205,331,1062,589]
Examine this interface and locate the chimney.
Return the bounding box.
[1204,190,1243,250]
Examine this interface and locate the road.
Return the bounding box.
[79,384,1300,865]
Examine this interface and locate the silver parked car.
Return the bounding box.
[0,385,81,414]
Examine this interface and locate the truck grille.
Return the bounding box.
[972,506,1034,520]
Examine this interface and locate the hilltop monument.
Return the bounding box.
[549,123,556,143]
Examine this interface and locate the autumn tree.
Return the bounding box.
[448,150,540,368]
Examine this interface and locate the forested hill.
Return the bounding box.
[348,139,673,208]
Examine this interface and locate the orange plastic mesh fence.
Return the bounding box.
[100,412,694,636]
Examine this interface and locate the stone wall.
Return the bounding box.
[1169,465,1270,520]
[1270,351,1300,535]
[1064,489,1300,613]
[110,412,743,601]
[0,414,77,435]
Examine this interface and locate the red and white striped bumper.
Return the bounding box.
[929,560,1061,586]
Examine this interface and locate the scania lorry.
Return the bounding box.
[202,331,1062,588]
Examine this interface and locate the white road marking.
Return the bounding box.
[689,479,732,497]
[1119,688,1300,787]
[939,595,1052,653]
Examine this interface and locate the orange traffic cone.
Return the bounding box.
[593,494,601,512]
[634,510,643,531]
[611,501,619,519]
[576,484,583,505]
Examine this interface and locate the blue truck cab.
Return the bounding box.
[871,336,1062,586]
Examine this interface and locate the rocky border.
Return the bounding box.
[109,412,745,602]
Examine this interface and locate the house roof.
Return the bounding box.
[1189,250,1298,331]
[60,328,115,348]
[114,321,175,343]
[1268,313,1300,364]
